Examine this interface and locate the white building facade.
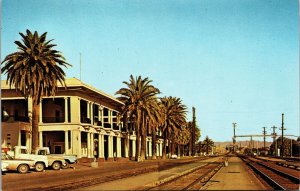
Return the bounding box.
[1,78,163,161]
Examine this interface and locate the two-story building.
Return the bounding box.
[1,78,163,161]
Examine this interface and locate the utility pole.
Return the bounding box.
[280,113,286,157]
[192,107,196,156]
[271,126,277,156]
[232,123,237,152]
[262,127,266,152]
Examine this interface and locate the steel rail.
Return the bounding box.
[243,159,286,190]
[256,162,300,183]
[182,163,223,190]
[240,157,286,190]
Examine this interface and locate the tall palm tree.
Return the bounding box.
[1,30,71,151]
[116,75,160,161]
[160,96,187,159]
[146,98,163,160]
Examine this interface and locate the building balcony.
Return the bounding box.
[81,117,91,124]
[42,117,65,123]
[2,116,29,123]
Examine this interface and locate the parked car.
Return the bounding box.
[171,154,178,159]
[6,146,48,172]
[2,152,35,174]
[2,161,9,174]
[36,147,77,169]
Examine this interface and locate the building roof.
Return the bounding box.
[1,77,124,107]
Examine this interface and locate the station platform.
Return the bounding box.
[202,156,266,190]
[78,157,218,190]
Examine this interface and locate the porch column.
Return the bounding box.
[100,134,105,158]
[78,131,82,158]
[18,131,21,146]
[90,103,94,125]
[109,110,113,128]
[65,130,69,154]
[87,132,91,157]
[70,130,74,154]
[90,133,94,158]
[108,136,113,158]
[149,141,152,157]
[156,143,159,156]
[26,132,30,151]
[160,142,163,156]
[39,131,43,148]
[117,136,121,157]
[98,133,103,158]
[132,139,136,157]
[100,107,104,127]
[125,136,129,158]
[39,100,43,123]
[64,97,68,123]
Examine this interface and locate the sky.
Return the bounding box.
[1,0,299,142]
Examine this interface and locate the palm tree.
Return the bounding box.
[116,75,160,161]
[174,125,191,157]
[146,98,163,160]
[1,30,71,151]
[160,96,187,159]
[203,136,214,155]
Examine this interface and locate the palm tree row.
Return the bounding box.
[2,30,195,158]
[116,75,190,161]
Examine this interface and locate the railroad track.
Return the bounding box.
[240,156,300,190]
[146,159,225,190]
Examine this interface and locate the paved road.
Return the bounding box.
[202,156,266,190]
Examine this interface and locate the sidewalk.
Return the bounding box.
[201,157,266,190]
[78,157,218,190]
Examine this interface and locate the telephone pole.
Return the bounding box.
[262,127,266,151]
[232,123,237,152]
[271,126,277,156]
[280,113,286,157]
[192,107,196,156]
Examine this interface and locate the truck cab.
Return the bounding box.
[35,148,67,170]
[36,147,77,169]
[7,146,48,172]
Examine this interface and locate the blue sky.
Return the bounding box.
[2,0,299,142]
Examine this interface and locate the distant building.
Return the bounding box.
[1,78,163,161]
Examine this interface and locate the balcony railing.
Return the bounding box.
[113,123,119,131]
[42,117,65,123]
[103,123,111,129]
[2,116,29,122]
[81,117,91,124]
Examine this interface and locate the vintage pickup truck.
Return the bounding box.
[7,146,48,172]
[2,152,35,174]
[36,147,77,169]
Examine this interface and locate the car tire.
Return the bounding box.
[52,161,61,170]
[61,161,70,169]
[35,162,45,172]
[18,164,29,174]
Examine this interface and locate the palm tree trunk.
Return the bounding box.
[135,116,141,161]
[32,102,40,152]
[140,114,146,161]
[171,133,175,155]
[162,131,167,159]
[152,128,157,160]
